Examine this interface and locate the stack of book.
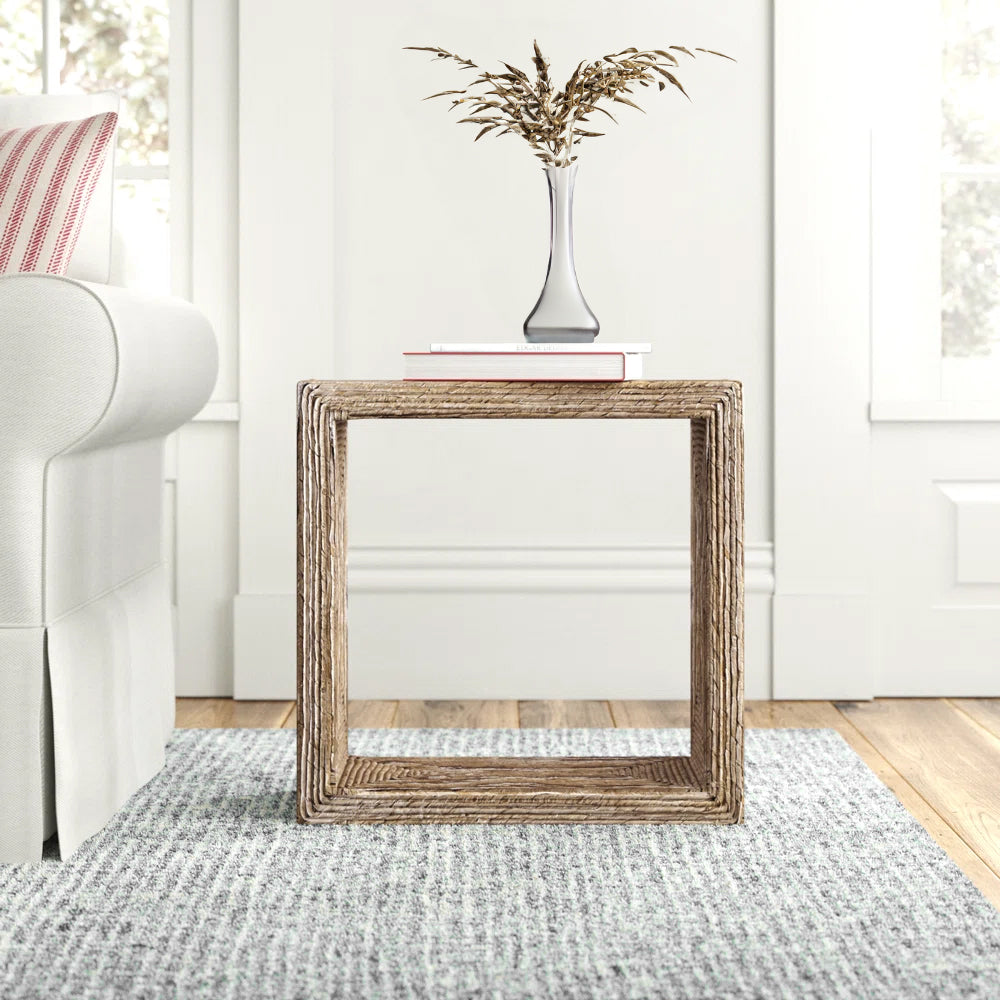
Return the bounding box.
[403,342,651,382]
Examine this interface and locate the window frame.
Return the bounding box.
[869,0,1000,420]
[32,0,187,297]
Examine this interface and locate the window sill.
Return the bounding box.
[869,400,1000,423]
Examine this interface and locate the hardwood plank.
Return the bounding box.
[610,699,846,731]
[175,698,293,729]
[349,700,399,727]
[609,701,690,728]
[744,700,846,728]
[950,699,1000,740]
[839,699,1000,907]
[282,701,399,730]
[519,700,613,728]
[394,700,519,728]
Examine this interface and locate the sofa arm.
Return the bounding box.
[69,278,218,451]
[0,274,218,454]
[0,274,218,624]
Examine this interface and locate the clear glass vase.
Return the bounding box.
[523,164,600,343]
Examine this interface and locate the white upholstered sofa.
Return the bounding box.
[0,93,217,863]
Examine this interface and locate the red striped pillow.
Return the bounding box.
[0,111,118,276]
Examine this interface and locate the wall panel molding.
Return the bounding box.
[346,544,774,593]
[870,400,1000,423]
[773,0,874,696]
[232,543,773,701]
[233,0,774,701]
[937,481,1000,586]
[173,423,238,697]
[772,594,872,699]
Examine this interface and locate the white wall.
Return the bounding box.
[231,0,774,699]
[859,1,1000,698]
[770,0,1000,700]
[172,0,1000,700]
[770,0,875,698]
[167,0,240,696]
[870,423,1000,695]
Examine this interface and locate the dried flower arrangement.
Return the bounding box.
[405,41,733,167]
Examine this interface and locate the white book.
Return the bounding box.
[404,351,644,381]
[429,342,652,355]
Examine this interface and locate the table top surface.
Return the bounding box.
[298,379,743,420]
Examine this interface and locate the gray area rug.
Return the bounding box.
[1,728,999,999]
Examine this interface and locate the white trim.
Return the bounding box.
[941,165,1000,179]
[234,593,771,699]
[870,399,1000,423]
[174,422,238,698]
[232,544,774,700]
[168,0,191,301]
[772,594,873,700]
[346,544,774,594]
[236,0,337,607]
[234,588,775,702]
[936,480,1000,504]
[868,2,1000,408]
[189,0,238,402]
[191,401,239,423]
[868,0,943,404]
[773,0,875,696]
[116,164,169,181]
[40,0,59,94]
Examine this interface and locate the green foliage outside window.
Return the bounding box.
[941,0,1000,358]
[0,0,168,166]
[60,0,168,165]
[0,1,42,94]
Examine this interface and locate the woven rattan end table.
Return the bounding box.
[297,380,744,824]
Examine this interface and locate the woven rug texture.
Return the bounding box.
[1,727,999,999]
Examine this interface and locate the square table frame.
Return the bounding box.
[296,380,744,824]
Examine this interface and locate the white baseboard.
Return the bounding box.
[771,593,873,699]
[874,605,1000,696]
[345,545,775,593]
[232,593,294,700]
[233,544,774,701]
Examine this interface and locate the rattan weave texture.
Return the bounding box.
[296,381,744,823]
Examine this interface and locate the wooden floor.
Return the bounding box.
[175,697,1000,910]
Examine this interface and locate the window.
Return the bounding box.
[0,2,43,94]
[941,0,1000,397]
[0,0,170,292]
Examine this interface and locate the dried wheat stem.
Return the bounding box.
[406,40,733,167]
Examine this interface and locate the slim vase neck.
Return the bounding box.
[545,165,578,281]
[523,164,599,344]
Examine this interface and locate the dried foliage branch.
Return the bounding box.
[405,40,733,167]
